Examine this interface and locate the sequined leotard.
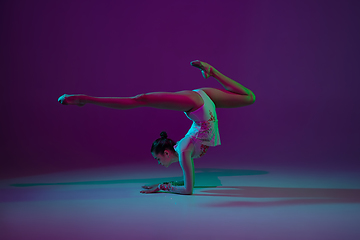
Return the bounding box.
[174,89,221,158]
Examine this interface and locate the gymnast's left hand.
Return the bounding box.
[140,184,160,194]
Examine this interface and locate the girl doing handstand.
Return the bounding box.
[58,60,256,195]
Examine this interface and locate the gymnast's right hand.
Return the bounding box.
[141,183,160,189]
[58,94,86,107]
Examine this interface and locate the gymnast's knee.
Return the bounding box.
[132,93,147,106]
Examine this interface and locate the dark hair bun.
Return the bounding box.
[160,131,168,139]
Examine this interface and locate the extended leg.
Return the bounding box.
[58,91,198,112]
[58,94,140,109]
[84,96,141,110]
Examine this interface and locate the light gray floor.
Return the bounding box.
[1,161,360,240]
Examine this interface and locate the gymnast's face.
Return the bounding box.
[152,150,178,168]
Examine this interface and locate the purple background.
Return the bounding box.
[1,0,359,179]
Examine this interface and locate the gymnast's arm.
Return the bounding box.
[159,144,195,195]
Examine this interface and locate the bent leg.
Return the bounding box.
[199,64,256,108]
[201,88,255,108]
[211,68,254,97]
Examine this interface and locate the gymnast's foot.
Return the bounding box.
[58,94,86,107]
[190,60,214,79]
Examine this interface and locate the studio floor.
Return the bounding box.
[1,161,360,240]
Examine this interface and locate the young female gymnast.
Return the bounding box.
[58,60,256,195]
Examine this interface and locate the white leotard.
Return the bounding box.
[174,89,221,158]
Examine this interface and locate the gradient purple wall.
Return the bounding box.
[1,0,360,179]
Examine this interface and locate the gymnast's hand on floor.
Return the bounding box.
[141,183,159,189]
[58,94,86,107]
[140,184,160,194]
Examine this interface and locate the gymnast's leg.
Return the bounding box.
[58,60,256,110]
[58,90,198,112]
[190,60,256,108]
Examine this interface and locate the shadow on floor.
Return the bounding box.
[195,186,360,207]
[10,168,268,187]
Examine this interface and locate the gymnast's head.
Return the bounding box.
[151,131,178,168]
